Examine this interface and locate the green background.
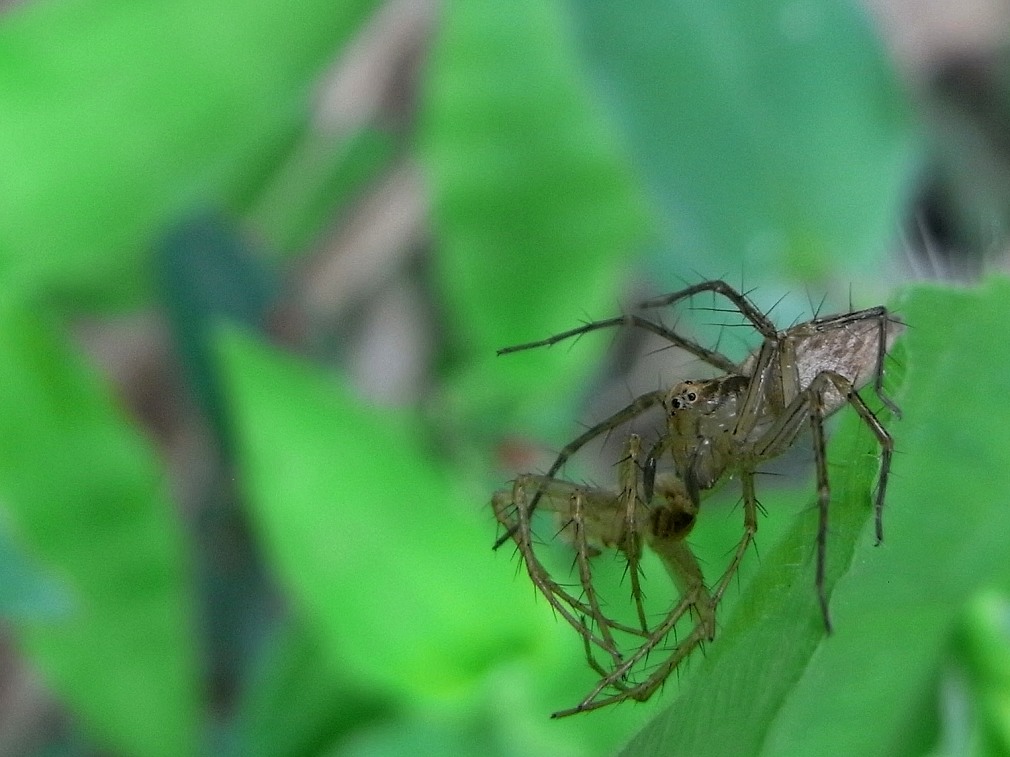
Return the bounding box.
[1,0,1007,755]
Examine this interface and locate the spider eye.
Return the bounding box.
[686,392,697,402]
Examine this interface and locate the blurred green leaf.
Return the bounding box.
[419,0,650,434]
[948,592,1010,756]
[622,279,1010,756]
[0,304,199,757]
[215,326,544,702]
[568,0,920,281]
[329,715,496,757]
[155,211,277,448]
[0,0,379,307]
[231,617,390,757]
[248,127,399,256]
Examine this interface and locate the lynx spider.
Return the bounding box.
[492,280,903,717]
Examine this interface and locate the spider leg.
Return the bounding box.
[492,478,623,655]
[748,370,895,631]
[492,389,666,550]
[552,536,713,717]
[576,628,632,686]
[818,377,894,545]
[711,469,760,608]
[552,617,712,717]
[617,435,650,632]
[569,489,622,665]
[732,339,779,438]
[638,279,779,340]
[808,383,833,632]
[498,314,737,373]
[493,472,656,639]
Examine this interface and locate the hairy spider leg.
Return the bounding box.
[638,279,780,341]
[617,435,650,632]
[493,478,625,659]
[747,369,893,631]
[552,534,714,717]
[492,389,667,550]
[497,314,737,373]
[710,469,760,609]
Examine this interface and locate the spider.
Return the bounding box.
[492,280,903,717]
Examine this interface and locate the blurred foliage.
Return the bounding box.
[419,0,650,438]
[568,0,918,282]
[0,303,199,756]
[0,0,380,309]
[0,0,1007,756]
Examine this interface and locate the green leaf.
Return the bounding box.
[248,127,399,256]
[231,617,390,757]
[419,0,650,433]
[0,304,199,757]
[948,592,1010,756]
[622,278,1010,756]
[567,0,920,281]
[214,326,545,701]
[0,0,379,307]
[761,278,1010,756]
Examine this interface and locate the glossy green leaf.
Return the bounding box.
[567,0,920,281]
[0,0,378,307]
[622,279,1010,756]
[0,304,198,757]
[419,0,650,433]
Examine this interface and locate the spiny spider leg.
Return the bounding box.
[709,469,760,609]
[638,279,779,340]
[493,478,624,657]
[747,369,894,630]
[498,314,737,373]
[493,389,666,550]
[493,467,661,641]
[552,601,706,717]
[569,489,621,660]
[618,437,650,632]
[553,534,715,717]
